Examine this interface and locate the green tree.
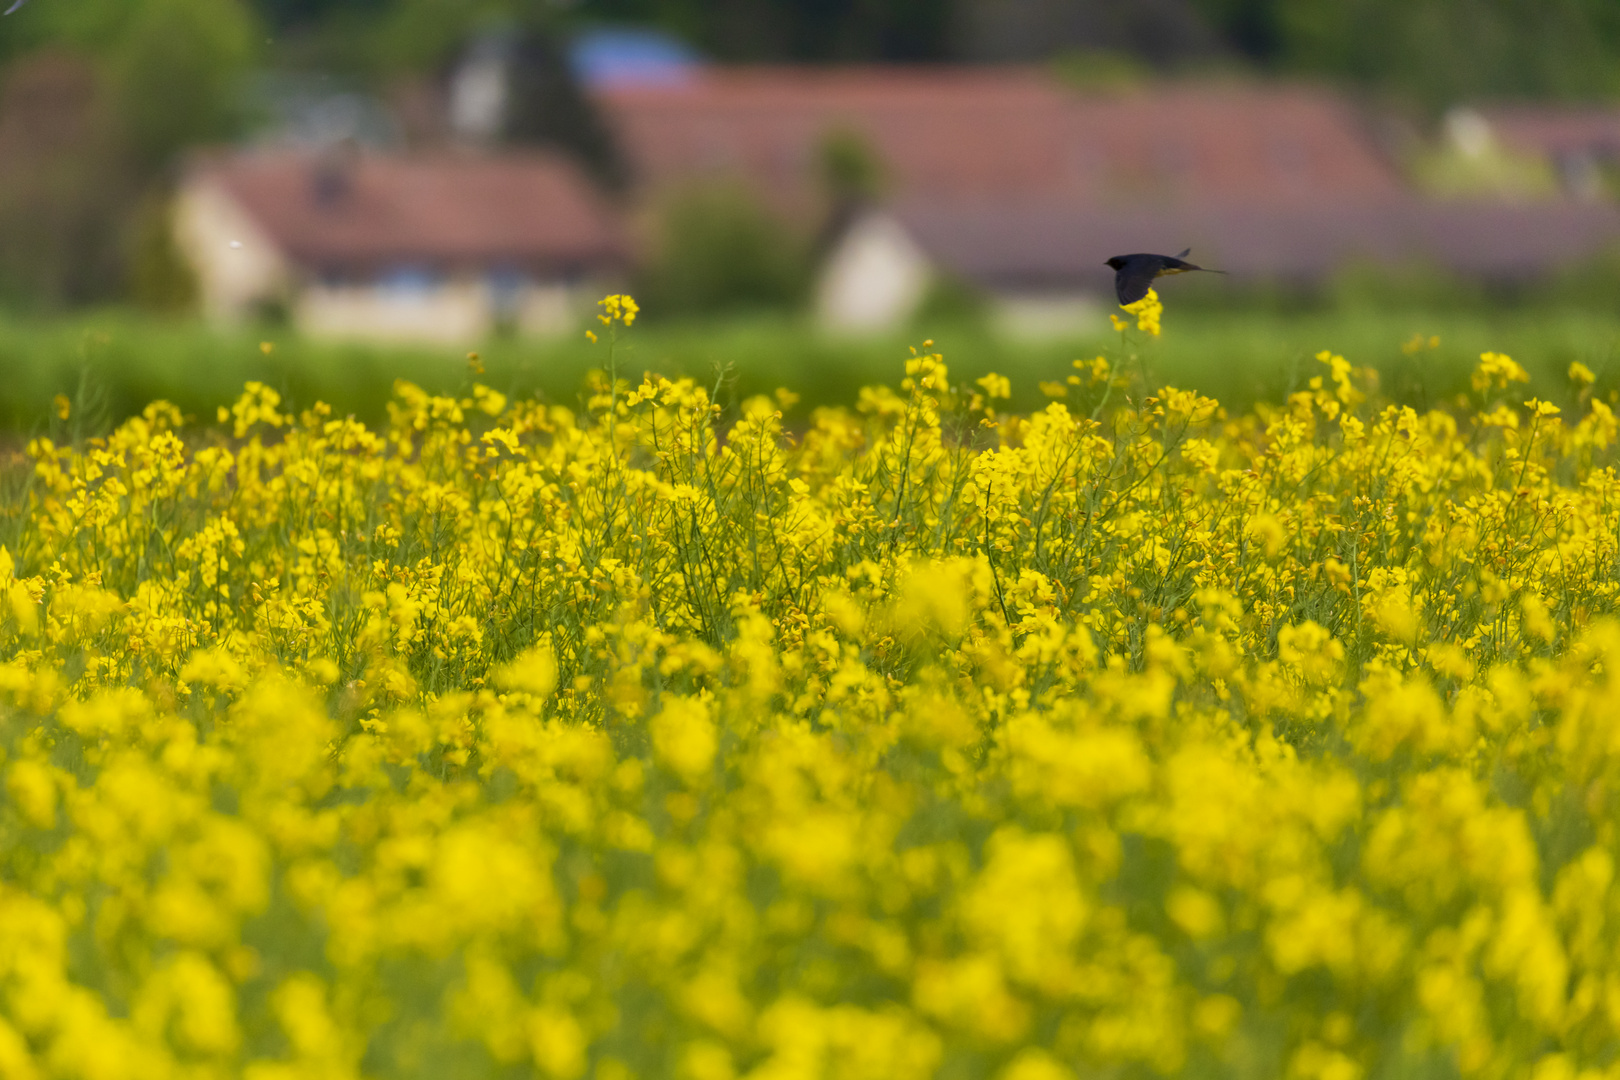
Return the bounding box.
[537,0,953,62]
[0,0,260,309]
[637,185,810,317]
[106,0,259,168]
[1194,0,1620,105]
[367,0,524,73]
[358,0,954,69]
[818,128,886,208]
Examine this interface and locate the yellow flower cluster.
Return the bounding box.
[587,295,639,344]
[1112,288,1163,336]
[3,305,1620,1080]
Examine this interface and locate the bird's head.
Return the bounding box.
[1104,256,1126,270]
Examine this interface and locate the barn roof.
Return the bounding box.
[596,69,1406,215]
[188,149,624,273]
[1479,105,1620,160]
[891,196,1620,290]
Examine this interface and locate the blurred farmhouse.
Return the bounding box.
[595,66,1620,333]
[175,151,622,341]
[1453,106,1620,200]
[598,70,1417,331]
[157,27,1620,340]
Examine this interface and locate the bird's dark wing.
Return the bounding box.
[1176,248,1191,258]
[1113,257,1160,305]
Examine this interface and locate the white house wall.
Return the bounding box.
[297,280,493,343]
[173,178,290,324]
[518,283,582,336]
[296,280,589,343]
[815,211,933,333]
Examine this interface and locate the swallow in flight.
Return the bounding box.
[1105,248,1224,305]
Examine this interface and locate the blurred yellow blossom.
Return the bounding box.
[1121,287,1163,335]
[0,294,1612,1080]
[1402,333,1440,355]
[1473,350,1530,391]
[598,293,639,327]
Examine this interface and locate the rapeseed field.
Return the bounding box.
[3,292,1620,1080]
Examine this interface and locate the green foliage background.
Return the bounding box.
[240,0,1620,101]
[1,304,1617,439]
[3,0,1620,315]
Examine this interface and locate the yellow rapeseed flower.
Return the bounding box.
[0,292,1615,1080]
[1121,287,1163,336]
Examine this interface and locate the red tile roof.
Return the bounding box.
[1479,105,1620,158]
[596,69,1405,217]
[1061,84,1404,204]
[599,67,1073,212]
[893,196,1620,290]
[191,150,624,274]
